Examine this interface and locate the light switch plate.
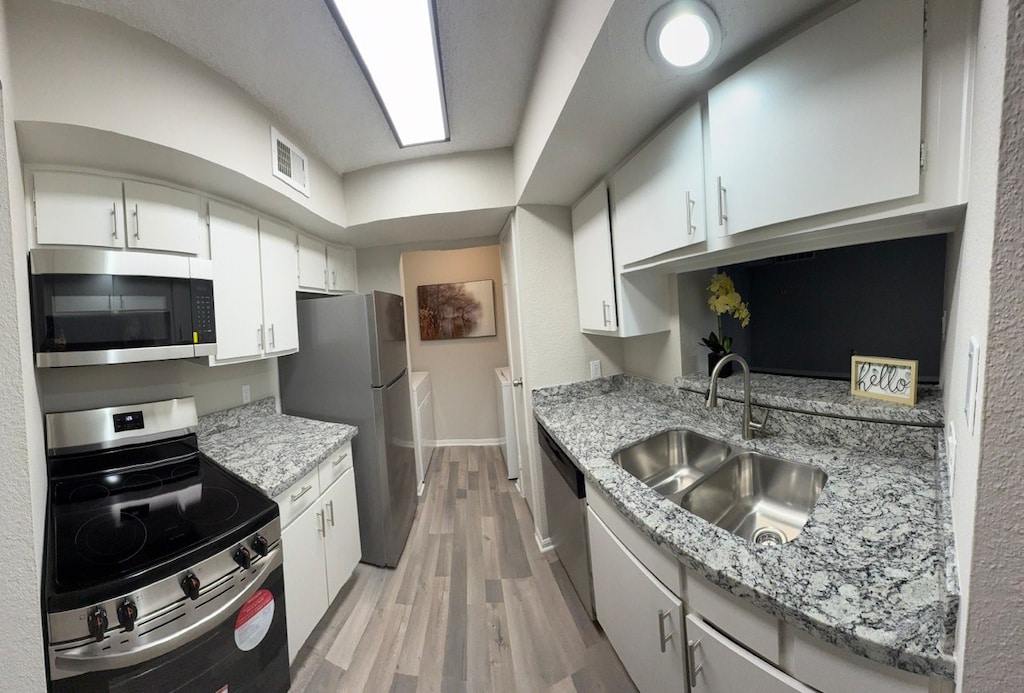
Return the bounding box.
[589,360,602,379]
[964,337,979,434]
[946,422,956,489]
[242,384,251,404]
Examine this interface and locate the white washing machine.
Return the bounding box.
[495,367,520,480]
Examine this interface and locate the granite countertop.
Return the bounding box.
[198,397,358,498]
[532,374,955,680]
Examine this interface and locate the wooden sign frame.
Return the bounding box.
[850,355,918,405]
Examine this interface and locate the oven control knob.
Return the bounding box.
[116,599,138,632]
[87,606,108,643]
[234,546,252,570]
[251,534,270,557]
[181,572,201,600]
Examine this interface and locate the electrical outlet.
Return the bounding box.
[589,360,602,379]
[242,384,251,404]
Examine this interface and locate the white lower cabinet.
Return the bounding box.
[277,443,361,663]
[686,615,813,693]
[588,508,685,692]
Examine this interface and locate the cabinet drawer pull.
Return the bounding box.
[326,500,336,527]
[133,204,141,240]
[685,191,696,236]
[317,510,326,536]
[717,176,728,225]
[111,203,119,240]
[290,484,313,502]
[658,609,673,653]
[332,452,349,467]
[687,638,703,687]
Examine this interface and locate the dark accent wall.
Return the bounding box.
[723,234,946,381]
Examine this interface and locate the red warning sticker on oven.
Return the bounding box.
[234,589,274,652]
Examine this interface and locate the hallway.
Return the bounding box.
[289,445,636,692]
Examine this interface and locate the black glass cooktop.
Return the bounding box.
[46,435,277,607]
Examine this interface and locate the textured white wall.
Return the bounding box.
[939,0,1005,681]
[356,236,498,296]
[37,359,279,417]
[343,149,514,226]
[401,246,510,442]
[514,205,625,538]
[8,0,347,227]
[0,0,47,687]
[960,0,1024,689]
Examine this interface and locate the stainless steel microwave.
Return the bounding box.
[29,248,217,367]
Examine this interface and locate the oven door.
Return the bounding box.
[49,562,289,693]
[30,249,212,367]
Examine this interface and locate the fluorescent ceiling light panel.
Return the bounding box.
[328,0,449,147]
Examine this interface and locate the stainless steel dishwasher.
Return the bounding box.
[538,422,595,620]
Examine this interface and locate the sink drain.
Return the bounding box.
[752,527,786,545]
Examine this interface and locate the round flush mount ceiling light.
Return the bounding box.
[646,0,722,73]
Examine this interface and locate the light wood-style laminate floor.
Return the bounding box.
[289,445,637,692]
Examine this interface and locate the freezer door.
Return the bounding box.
[376,368,417,566]
[370,291,408,386]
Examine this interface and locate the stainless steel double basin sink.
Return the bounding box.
[613,430,827,545]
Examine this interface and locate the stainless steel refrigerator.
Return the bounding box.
[279,291,417,567]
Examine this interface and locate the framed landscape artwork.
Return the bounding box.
[417,280,497,340]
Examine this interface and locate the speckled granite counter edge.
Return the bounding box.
[675,374,944,426]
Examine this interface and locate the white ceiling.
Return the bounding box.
[52,0,840,242]
[55,0,553,174]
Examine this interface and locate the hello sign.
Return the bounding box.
[850,355,918,406]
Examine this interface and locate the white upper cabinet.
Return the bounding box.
[33,171,200,254]
[611,102,706,265]
[123,180,201,254]
[257,218,300,356]
[571,182,670,338]
[708,0,924,235]
[572,184,618,333]
[208,202,264,362]
[33,171,125,248]
[326,244,357,293]
[208,201,298,364]
[297,234,327,291]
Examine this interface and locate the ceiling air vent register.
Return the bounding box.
[270,127,310,197]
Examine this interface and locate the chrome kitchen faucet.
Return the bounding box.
[706,354,768,440]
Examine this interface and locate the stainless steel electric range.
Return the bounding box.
[42,397,290,692]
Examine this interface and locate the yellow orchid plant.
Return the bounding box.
[701,272,750,355]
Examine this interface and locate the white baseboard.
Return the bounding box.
[434,438,504,447]
[535,531,554,554]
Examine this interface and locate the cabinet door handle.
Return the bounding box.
[331,270,337,289]
[111,203,119,240]
[317,510,326,536]
[326,500,335,527]
[269,323,276,349]
[716,176,728,226]
[685,191,696,236]
[133,204,141,240]
[602,300,611,327]
[332,452,349,467]
[290,484,313,502]
[687,638,703,687]
[658,609,673,653]
[257,325,264,350]
[323,269,328,288]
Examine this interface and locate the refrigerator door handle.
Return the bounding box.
[384,368,408,389]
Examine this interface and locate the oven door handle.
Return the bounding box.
[51,550,282,675]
